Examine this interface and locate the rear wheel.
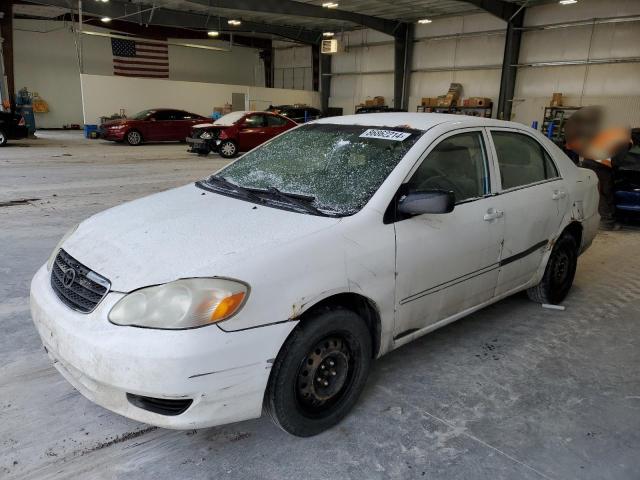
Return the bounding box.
[527,234,578,305]
[0,129,7,146]
[265,308,372,437]
[125,130,143,146]
[219,140,238,158]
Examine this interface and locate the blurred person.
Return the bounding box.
[565,106,631,230]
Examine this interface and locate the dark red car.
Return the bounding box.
[100,109,208,145]
[186,110,297,158]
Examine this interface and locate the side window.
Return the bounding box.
[491,131,559,190]
[407,131,489,203]
[153,110,172,121]
[243,115,266,127]
[267,115,287,127]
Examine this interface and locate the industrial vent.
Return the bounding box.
[321,39,342,54]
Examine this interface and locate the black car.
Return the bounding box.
[612,128,640,217]
[0,111,28,146]
[268,105,321,123]
[355,105,407,114]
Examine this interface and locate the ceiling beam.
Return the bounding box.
[461,0,521,22]
[24,0,323,44]
[184,0,404,37]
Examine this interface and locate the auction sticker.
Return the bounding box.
[360,129,411,141]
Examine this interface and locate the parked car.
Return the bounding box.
[31,114,599,437]
[355,105,406,114]
[268,105,322,123]
[612,128,640,216]
[0,111,28,146]
[100,109,207,145]
[186,110,296,158]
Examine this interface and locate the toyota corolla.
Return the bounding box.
[30,113,599,437]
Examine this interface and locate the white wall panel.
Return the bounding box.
[80,74,320,125]
[520,27,592,63]
[524,0,640,27]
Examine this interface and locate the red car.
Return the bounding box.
[186,110,297,158]
[100,109,208,145]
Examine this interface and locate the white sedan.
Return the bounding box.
[30,114,599,437]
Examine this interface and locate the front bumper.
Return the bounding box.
[30,264,295,429]
[100,128,126,141]
[186,137,217,153]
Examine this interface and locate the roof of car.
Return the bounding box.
[314,113,527,132]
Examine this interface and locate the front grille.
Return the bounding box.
[126,393,193,416]
[50,249,110,313]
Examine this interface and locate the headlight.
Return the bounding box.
[200,131,213,139]
[46,224,79,271]
[108,278,249,329]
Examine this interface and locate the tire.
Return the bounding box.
[264,308,372,437]
[527,234,578,305]
[0,129,7,146]
[125,130,143,146]
[219,140,238,158]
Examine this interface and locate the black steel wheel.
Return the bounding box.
[527,233,578,305]
[0,129,7,146]
[265,308,372,437]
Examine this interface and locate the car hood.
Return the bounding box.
[63,184,340,292]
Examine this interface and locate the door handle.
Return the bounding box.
[483,209,504,221]
[552,190,567,200]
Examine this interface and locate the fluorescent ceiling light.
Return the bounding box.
[322,2,339,8]
[559,0,578,4]
[100,17,111,23]
[418,19,432,24]
[228,19,241,26]
[207,31,219,37]
[323,32,335,37]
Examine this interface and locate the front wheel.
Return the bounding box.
[125,130,143,146]
[0,129,7,146]
[219,140,238,158]
[527,234,578,305]
[264,308,372,437]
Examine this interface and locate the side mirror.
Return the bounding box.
[397,190,455,216]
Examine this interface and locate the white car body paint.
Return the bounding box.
[30,113,599,430]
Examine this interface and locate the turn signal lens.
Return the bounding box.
[211,292,246,322]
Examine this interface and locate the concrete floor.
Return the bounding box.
[1,131,639,480]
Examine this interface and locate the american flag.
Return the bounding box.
[111,36,169,78]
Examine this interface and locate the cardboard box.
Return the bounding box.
[436,95,452,107]
[465,97,492,107]
[421,97,438,107]
[372,96,385,106]
[551,92,563,107]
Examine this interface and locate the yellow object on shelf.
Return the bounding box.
[32,96,49,113]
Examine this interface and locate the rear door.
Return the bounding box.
[147,110,174,141]
[174,111,202,140]
[488,128,567,296]
[265,114,291,139]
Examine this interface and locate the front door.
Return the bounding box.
[394,129,504,339]
[238,114,268,151]
[488,129,567,296]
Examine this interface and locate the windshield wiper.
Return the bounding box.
[204,175,264,203]
[259,187,324,216]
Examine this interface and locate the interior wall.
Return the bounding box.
[512,0,640,127]
[80,74,320,125]
[13,19,264,128]
[329,29,395,114]
[273,40,313,91]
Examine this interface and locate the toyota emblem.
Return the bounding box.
[62,268,76,288]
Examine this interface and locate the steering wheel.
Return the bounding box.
[418,174,462,200]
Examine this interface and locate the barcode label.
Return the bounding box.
[359,129,411,141]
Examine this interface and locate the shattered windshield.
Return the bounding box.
[211,123,423,215]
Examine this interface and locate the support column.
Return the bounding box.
[312,43,320,92]
[497,10,524,120]
[393,23,413,111]
[0,0,14,108]
[260,47,273,88]
[320,52,331,114]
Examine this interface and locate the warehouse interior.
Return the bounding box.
[1,0,640,479]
